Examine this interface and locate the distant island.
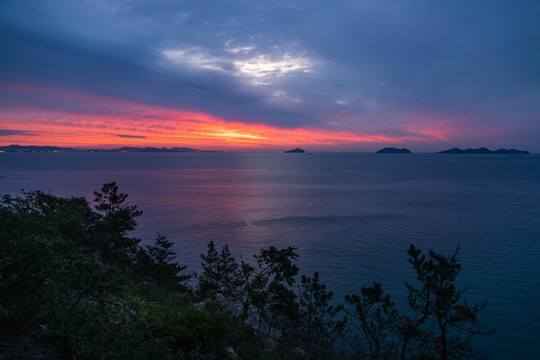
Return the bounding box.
[284,148,306,153]
[0,145,221,153]
[437,147,529,155]
[109,146,215,153]
[0,145,79,153]
[376,147,412,154]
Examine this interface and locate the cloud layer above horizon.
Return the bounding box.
[1,0,539,151]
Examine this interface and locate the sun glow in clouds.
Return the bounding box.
[0,105,396,149]
[0,84,410,150]
[1,83,476,151]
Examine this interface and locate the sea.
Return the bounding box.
[1,152,539,359]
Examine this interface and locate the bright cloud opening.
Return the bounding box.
[162,46,312,85]
[233,54,312,83]
[162,48,225,72]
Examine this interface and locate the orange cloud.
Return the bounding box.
[0,83,433,150]
[1,108,400,150]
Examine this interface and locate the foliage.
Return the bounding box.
[135,234,192,300]
[0,184,195,359]
[198,240,221,295]
[404,245,494,360]
[198,241,243,303]
[342,245,494,360]
[344,282,400,359]
[243,246,300,338]
[200,242,302,339]
[297,272,346,358]
[92,181,143,264]
[0,184,493,360]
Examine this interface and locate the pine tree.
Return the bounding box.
[405,245,494,360]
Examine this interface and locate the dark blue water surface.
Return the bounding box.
[1,152,539,359]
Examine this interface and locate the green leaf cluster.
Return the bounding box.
[0,183,493,360]
[0,184,234,359]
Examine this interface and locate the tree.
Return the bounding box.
[93,182,140,221]
[342,245,493,360]
[1,183,495,359]
[0,190,116,356]
[344,282,399,360]
[246,246,300,338]
[198,241,221,296]
[405,245,493,360]
[199,242,243,303]
[0,184,243,359]
[297,272,345,357]
[216,244,243,303]
[93,182,142,262]
[140,234,190,290]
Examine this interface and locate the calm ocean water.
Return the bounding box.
[1,152,539,358]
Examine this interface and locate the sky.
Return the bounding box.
[1,0,539,152]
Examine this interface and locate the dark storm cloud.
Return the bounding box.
[0,0,310,127]
[302,2,540,114]
[0,130,37,136]
[116,134,147,139]
[1,0,539,147]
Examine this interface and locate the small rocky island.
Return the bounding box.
[284,148,306,153]
[376,147,412,154]
[437,147,529,155]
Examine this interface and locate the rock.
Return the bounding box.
[226,346,239,359]
[437,147,529,154]
[284,148,306,153]
[376,147,412,154]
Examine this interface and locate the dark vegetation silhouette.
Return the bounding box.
[0,183,493,359]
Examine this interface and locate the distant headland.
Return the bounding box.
[437,147,529,155]
[284,148,306,153]
[0,145,221,153]
[374,146,530,155]
[376,147,412,154]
